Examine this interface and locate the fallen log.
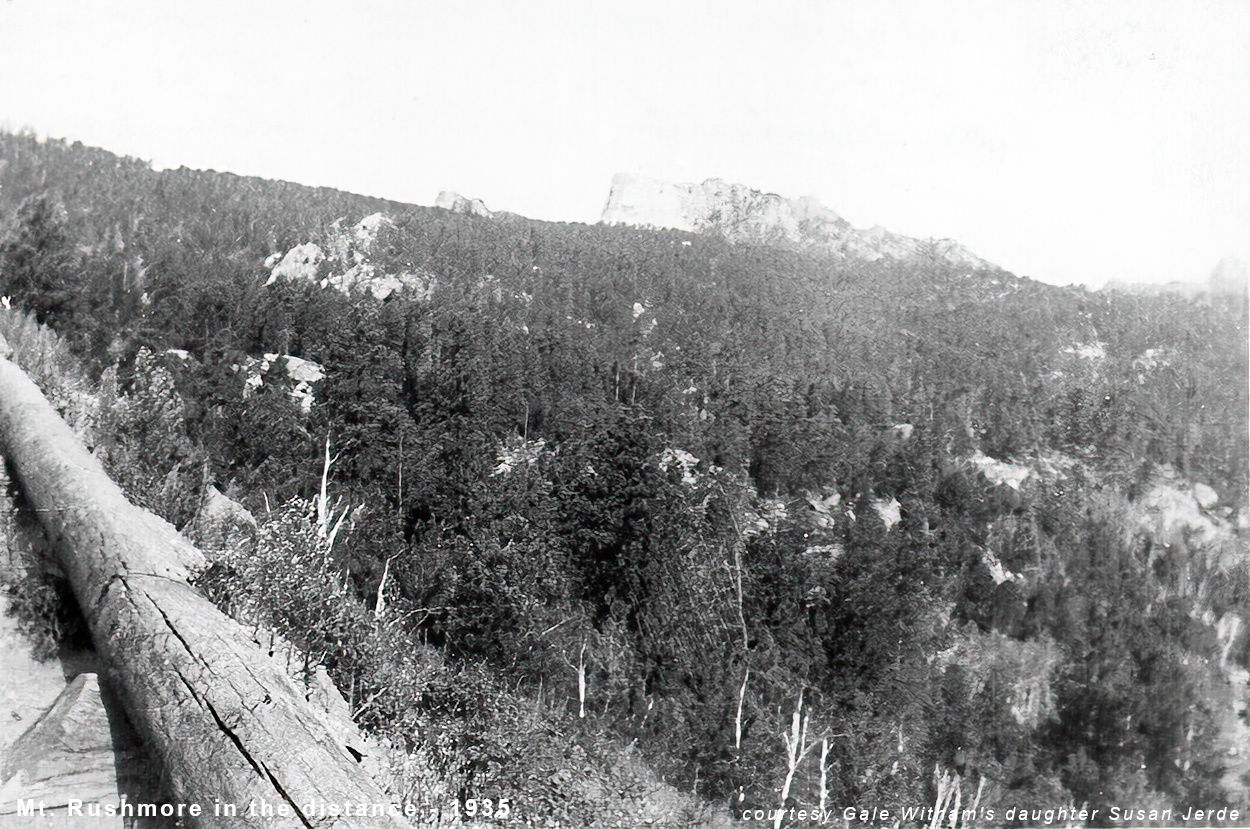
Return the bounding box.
[0,336,407,827]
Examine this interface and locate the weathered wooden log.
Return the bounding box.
[0,340,407,827]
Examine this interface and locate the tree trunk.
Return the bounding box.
[0,344,407,827]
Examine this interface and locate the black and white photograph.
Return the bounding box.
[0,1,1247,826]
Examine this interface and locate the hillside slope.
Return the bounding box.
[1,132,1247,824]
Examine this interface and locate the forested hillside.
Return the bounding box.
[1,132,1247,826]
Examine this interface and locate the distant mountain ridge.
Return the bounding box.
[599,173,996,270]
[434,190,494,219]
[1103,256,1249,299]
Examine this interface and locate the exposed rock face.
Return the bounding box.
[981,548,1020,585]
[744,496,789,537]
[871,496,901,530]
[490,436,549,477]
[937,628,1063,729]
[889,423,914,441]
[1059,341,1107,362]
[600,173,993,269]
[279,354,325,389]
[1193,482,1220,510]
[965,450,1032,490]
[1129,467,1244,579]
[266,242,325,284]
[240,353,325,413]
[658,447,701,486]
[327,268,435,302]
[264,213,437,301]
[435,190,494,218]
[325,211,393,270]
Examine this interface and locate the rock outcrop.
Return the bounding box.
[240,353,325,413]
[326,268,435,302]
[266,242,325,284]
[600,173,994,269]
[264,213,436,301]
[434,190,494,218]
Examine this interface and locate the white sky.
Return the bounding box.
[0,0,1246,287]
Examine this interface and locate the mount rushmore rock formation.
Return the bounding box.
[600,173,994,269]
